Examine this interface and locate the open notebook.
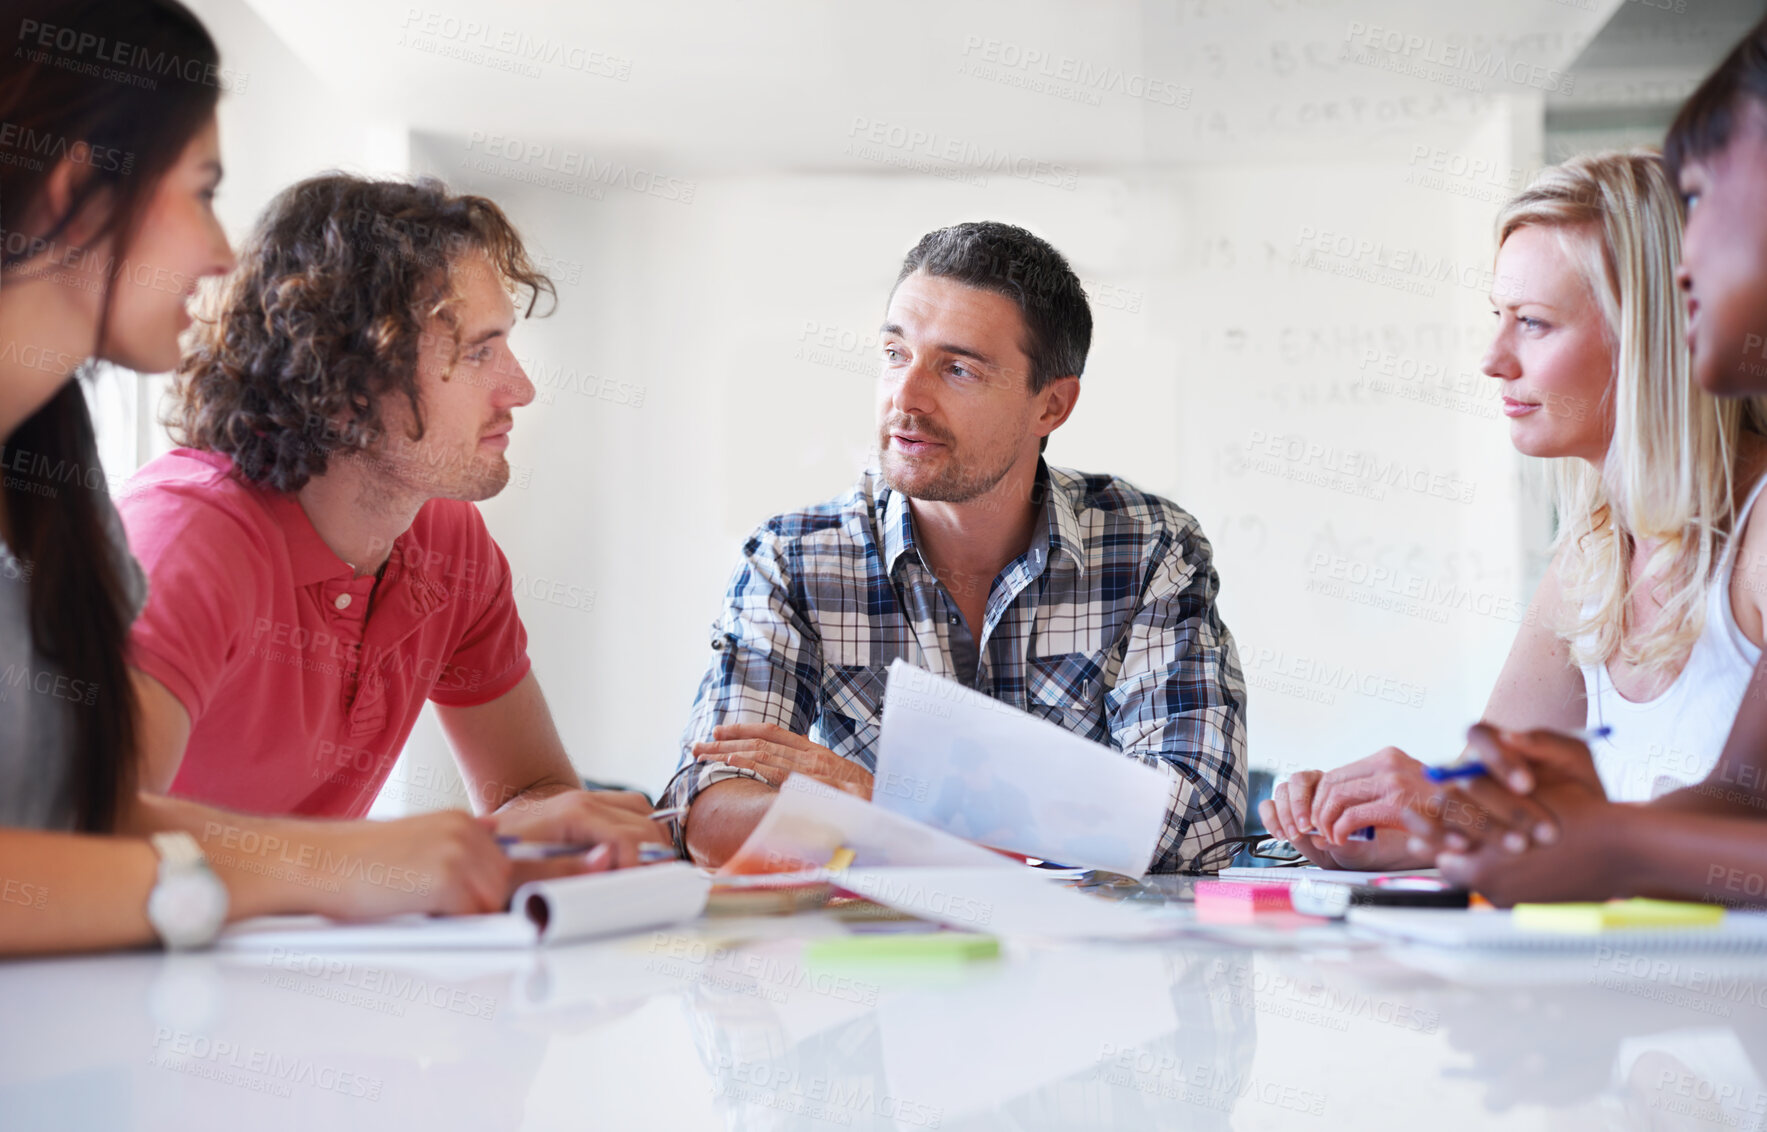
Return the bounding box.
[216,863,712,951]
[1348,906,1767,951]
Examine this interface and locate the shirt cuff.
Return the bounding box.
[658,759,770,856]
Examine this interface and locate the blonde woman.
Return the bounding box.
[1261,150,1767,870]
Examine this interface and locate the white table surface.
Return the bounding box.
[4,906,1766,1131]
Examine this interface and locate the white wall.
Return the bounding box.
[102,0,1661,814]
[132,0,405,465]
[372,94,1549,808]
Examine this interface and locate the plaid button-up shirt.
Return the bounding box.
[659,461,1247,873]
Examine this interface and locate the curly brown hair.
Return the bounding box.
[171,174,555,491]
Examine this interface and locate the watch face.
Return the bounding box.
[149,873,229,947]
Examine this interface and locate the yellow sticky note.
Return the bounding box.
[1513,898,1725,933]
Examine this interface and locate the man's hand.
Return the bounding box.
[1258,748,1436,870]
[692,723,872,799]
[308,811,526,919]
[493,789,669,869]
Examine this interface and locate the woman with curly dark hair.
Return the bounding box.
[0,0,594,956]
[114,171,667,878]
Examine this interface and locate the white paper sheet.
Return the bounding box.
[719,774,1015,874]
[873,660,1173,877]
[834,866,1183,940]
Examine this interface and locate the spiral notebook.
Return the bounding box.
[216,863,712,951]
[1347,906,1767,951]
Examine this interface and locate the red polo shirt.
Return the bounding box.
[118,448,531,818]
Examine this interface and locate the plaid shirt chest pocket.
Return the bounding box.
[1025,650,1110,743]
[814,662,890,766]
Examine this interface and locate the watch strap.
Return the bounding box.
[151,831,207,869]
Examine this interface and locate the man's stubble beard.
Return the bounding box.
[879,438,1017,504]
[358,439,510,505]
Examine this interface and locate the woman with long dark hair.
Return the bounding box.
[0,0,557,955]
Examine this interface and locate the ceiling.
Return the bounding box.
[244,0,1633,170]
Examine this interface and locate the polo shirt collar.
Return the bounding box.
[265,489,358,587]
[195,450,453,619]
[269,490,455,626]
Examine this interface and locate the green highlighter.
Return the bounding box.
[1513,897,1725,933]
[805,932,1001,963]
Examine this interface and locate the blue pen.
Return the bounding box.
[495,836,679,863]
[1424,725,1613,782]
[495,836,595,860]
[1293,724,1615,842]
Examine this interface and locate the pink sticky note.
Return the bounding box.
[1194,880,1295,924]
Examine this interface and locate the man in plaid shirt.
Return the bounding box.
[660,221,1246,873]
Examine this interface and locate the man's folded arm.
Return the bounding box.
[662,529,824,866]
[666,776,777,868]
[1106,525,1249,874]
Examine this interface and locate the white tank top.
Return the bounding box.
[1580,474,1767,801]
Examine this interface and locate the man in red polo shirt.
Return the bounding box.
[119,174,661,862]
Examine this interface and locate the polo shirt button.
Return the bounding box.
[947,614,958,625]
[334,593,352,611]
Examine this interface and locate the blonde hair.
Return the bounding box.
[1497,150,1767,674]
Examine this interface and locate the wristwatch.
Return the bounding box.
[145,832,230,950]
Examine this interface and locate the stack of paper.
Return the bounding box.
[833,867,1185,941]
[719,774,1017,874]
[872,660,1174,877]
